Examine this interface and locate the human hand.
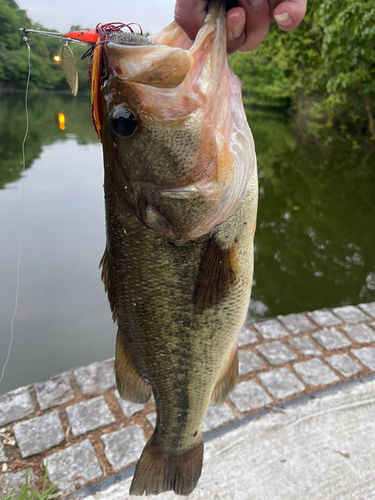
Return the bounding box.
[174,0,307,54]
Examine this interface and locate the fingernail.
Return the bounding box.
[232,17,246,39]
[274,12,292,26]
[248,0,266,8]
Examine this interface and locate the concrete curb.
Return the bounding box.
[0,302,374,497]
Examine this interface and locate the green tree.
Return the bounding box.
[0,0,90,91]
[230,0,375,142]
[319,0,375,139]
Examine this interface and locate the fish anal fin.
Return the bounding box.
[193,239,239,310]
[211,347,238,406]
[99,250,118,324]
[130,433,204,496]
[115,331,152,404]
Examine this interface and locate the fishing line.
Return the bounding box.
[0,37,31,384]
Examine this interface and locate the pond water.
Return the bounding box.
[1,93,374,395]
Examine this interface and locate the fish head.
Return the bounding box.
[101,1,256,244]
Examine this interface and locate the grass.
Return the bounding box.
[0,469,58,500]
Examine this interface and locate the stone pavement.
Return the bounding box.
[0,303,375,498]
[79,376,375,500]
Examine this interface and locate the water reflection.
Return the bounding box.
[0,95,374,394]
[0,92,97,188]
[248,109,375,320]
[0,93,114,395]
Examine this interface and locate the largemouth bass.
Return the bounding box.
[97,1,257,495]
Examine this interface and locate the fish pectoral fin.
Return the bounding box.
[99,249,118,324]
[115,331,152,404]
[193,238,239,310]
[130,433,204,496]
[210,347,238,406]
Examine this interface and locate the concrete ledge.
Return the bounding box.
[0,302,375,497]
[65,374,375,500]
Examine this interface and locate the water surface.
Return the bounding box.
[0,94,374,394]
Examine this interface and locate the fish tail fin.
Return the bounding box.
[211,347,238,406]
[130,434,204,496]
[115,331,152,404]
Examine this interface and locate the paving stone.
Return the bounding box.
[351,347,375,371]
[114,390,145,418]
[201,404,235,433]
[256,341,298,366]
[101,425,145,470]
[145,412,157,428]
[307,309,342,328]
[238,325,258,347]
[258,368,305,400]
[45,440,102,494]
[288,335,322,357]
[342,324,375,344]
[13,411,64,458]
[66,396,116,437]
[0,469,37,495]
[326,354,362,378]
[34,375,74,410]
[253,319,289,340]
[0,388,35,426]
[358,302,375,319]
[229,380,272,413]
[311,328,351,351]
[74,361,115,395]
[238,350,265,375]
[293,358,340,386]
[332,305,370,324]
[277,313,316,335]
[0,440,7,463]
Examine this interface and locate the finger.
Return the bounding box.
[174,0,208,40]
[237,0,272,52]
[226,7,246,54]
[272,0,307,31]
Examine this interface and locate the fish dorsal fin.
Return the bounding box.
[105,43,191,88]
[99,249,117,323]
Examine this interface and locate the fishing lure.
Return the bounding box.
[20,25,152,140]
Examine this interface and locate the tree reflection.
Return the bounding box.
[0,93,97,188]
[1,96,374,320]
[249,109,375,319]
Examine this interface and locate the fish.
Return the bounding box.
[97,0,257,496]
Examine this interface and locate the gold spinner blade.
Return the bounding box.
[61,43,79,96]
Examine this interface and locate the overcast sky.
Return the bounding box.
[18,0,177,35]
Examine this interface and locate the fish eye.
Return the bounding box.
[112,108,138,138]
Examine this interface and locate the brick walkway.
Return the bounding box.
[1,303,375,497]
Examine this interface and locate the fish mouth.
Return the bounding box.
[104,1,226,96]
[103,1,256,242]
[104,42,191,89]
